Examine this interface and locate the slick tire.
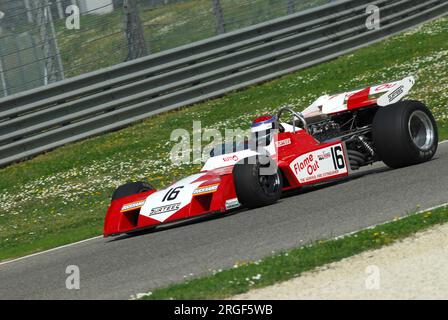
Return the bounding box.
[233,156,282,209]
[112,181,154,200]
[372,100,438,169]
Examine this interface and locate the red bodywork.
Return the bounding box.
[104,167,238,236]
[103,129,349,237]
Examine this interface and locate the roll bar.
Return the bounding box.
[277,105,308,133]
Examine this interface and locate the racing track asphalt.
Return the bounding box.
[1,142,447,300]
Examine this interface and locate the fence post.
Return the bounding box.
[30,34,45,89]
[0,54,8,98]
[33,0,65,85]
[23,0,34,23]
[287,0,295,14]
[123,0,148,61]
[212,0,225,34]
[47,1,65,81]
[14,36,28,91]
[0,9,6,97]
[56,0,65,20]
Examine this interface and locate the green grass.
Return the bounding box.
[55,0,326,78]
[0,17,447,262]
[141,205,448,299]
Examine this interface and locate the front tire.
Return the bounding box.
[233,156,282,209]
[112,181,154,200]
[372,100,438,169]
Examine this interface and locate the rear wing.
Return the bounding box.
[303,76,415,117]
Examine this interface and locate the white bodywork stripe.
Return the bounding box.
[140,173,206,222]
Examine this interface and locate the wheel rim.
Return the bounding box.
[259,172,280,196]
[408,110,435,151]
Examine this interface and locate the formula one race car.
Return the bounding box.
[104,76,438,237]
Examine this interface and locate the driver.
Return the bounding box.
[251,115,278,149]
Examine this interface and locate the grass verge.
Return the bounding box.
[0,17,447,262]
[141,205,448,299]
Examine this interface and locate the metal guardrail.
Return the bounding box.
[0,0,447,167]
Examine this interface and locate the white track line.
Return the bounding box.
[0,236,102,267]
[1,141,447,267]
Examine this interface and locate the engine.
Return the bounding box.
[308,120,342,142]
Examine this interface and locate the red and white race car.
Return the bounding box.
[104,76,438,237]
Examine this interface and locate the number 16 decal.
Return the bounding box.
[162,186,184,202]
[331,145,346,170]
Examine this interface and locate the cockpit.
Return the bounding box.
[208,106,309,158]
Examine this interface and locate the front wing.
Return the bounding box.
[103,169,239,237]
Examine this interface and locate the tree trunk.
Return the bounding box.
[287,0,295,15]
[212,0,225,34]
[123,0,149,61]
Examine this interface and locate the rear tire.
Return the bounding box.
[233,156,282,209]
[372,100,438,169]
[112,181,154,200]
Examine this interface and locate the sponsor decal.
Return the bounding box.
[120,200,146,213]
[317,150,331,161]
[290,144,347,183]
[276,138,291,148]
[292,154,319,176]
[374,83,396,92]
[225,198,241,210]
[388,85,404,102]
[223,155,239,162]
[149,203,181,216]
[193,184,219,196]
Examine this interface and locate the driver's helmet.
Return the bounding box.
[251,115,278,148]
